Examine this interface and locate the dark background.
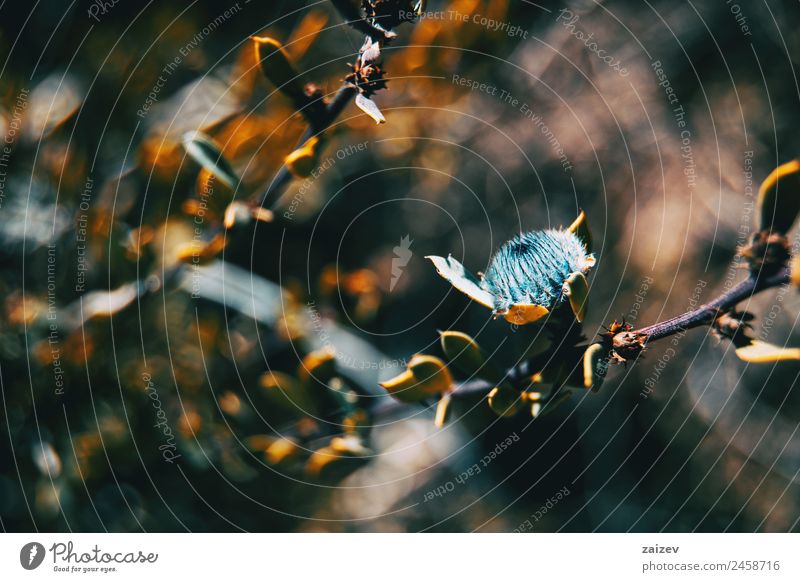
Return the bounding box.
[1,0,800,532]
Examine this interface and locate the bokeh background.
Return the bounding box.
[2,0,800,532]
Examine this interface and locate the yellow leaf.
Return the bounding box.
[503,303,549,325]
[285,136,321,178]
[298,348,337,385]
[305,437,369,479]
[564,271,589,323]
[487,385,525,417]
[439,330,502,383]
[792,255,800,288]
[735,340,800,363]
[175,233,227,265]
[252,36,305,101]
[567,209,593,252]
[583,342,609,390]
[379,354,453,402]
[265,438,300,465]
[434,393,452,428]
[757,159,800,234]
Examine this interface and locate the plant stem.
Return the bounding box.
[618,267,790,345]
[258,84,358,207]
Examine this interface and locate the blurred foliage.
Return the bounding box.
[2,0,800,533]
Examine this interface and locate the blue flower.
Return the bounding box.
[427,214,595,325]
[482,229,591,312]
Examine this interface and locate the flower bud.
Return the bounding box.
[379,354,453,402]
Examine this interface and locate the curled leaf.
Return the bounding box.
[583,342,610,391]
[355,93,385,124]
[306,436,369,480]
[487,385,525,417]
[735,340,800,363]
[298,348,337,385]
[563,271,589,323]
[503,303,549,325]
[434,393,452,428]
[379,354,453,402]
[426,255,495,309]
[567,210,593,252]
[182,131,238,189]
[757,159,800,234]
[439,330,502,383]
[175,233,227,265]
[285,136,321,178]
[252,36,305,102]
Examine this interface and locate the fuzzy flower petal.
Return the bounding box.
[428,225,594,324]
[482,229,593,314]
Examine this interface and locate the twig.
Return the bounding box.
[611,267,790,358]
[258,85,358,207]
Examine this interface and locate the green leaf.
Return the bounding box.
[564,271,589,322]
[735,340,800,363]
[426,254,495,309]
[182,131,238,189]
[487,385,524,417]
[439,330,503,383]
[757,159,800,234]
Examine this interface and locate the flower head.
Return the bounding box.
[482,229,593,313]
[427,213,595,325]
